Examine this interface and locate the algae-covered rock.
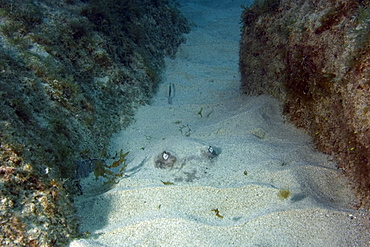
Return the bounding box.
[0,0,189,245]
[240,0,370,208]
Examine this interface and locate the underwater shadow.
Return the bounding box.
[73,156,147,234]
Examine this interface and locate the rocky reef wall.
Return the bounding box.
[240,0,370,208]
[0,0,189,245]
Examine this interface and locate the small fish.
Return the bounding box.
[168,83,175,104]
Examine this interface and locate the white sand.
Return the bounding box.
[70,1,369,246]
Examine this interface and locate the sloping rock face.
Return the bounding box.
[0,0,189,245]
[240,0,370,208]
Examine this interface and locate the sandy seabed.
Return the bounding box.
[70,1,369,246]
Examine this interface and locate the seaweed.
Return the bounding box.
[277,189,291,200]
[93,149,129,185]
[198,107,203,118]
[161,181,174,185]
[211,208,224,218]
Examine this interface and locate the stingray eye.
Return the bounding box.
[208,146,214,154]
[162,151,169,160]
